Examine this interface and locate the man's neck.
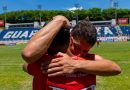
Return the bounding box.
[66,48,75,56]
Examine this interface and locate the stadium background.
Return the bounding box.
[0,1,130,90]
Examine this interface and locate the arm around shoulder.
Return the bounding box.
[94,55,121,76]
[74,55,121,76]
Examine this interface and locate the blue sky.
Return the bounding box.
[0,0,130,13]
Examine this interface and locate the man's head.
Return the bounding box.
[47,27,70,55]
[70,20,97,56]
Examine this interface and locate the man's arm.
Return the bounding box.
[74,55,121,76]
[47,52,121,77]
[21,15,70,63]
[23,63,34,75]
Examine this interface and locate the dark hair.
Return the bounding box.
[47,27,70,55]
[71,20,97,46]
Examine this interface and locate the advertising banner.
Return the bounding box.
[118,18,128,24]
[0,28,39,40]
[0,20,4,26]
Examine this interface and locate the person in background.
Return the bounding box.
[96,38,101,47]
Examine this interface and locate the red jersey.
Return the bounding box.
[47,54,96,90]
[27,54,96,90]
[27,54,53,90]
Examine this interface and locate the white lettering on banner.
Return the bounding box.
[0,21,3,24]
[3,30,38,39]
[104,27,113,35]
[19,31,29,38]
[11,31,22,38]
[119,20,127,23]
[3,31,14,38]
[29,30,38,38]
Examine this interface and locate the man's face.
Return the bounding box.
[70,37,92,57]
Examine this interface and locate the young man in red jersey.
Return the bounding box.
[45,19,97,90]
[23,26,70,90]
[22,15,121,90]
[46,19,121,90]
[23,18,95,90]
[46,17,121,77]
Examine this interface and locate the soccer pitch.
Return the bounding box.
[0,42,130,90]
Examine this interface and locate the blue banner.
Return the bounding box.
[0,28,39,40]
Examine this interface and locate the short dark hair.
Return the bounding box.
[71,20,97,46]
[47,27,70,55]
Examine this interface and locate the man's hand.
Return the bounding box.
[53,15,70,29]
[47,52,78,77]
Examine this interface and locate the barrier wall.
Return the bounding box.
[0,28,39,41]
[0,26,130,43]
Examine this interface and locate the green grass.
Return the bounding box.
[0,42,130,90]
[90,42,130,90]
[0,45,32,90]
